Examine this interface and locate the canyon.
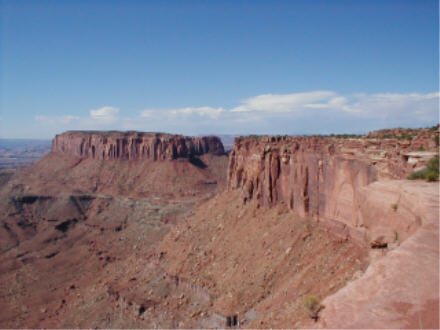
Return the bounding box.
[0,129,438,328]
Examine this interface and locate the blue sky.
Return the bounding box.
[1,0,438,138]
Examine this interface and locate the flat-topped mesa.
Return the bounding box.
[52,131,225,161]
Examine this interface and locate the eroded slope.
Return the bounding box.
[160,191,368,328]
[160,132,439,328]
[0,132,228,328]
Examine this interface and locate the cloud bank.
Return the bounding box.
[35,91,439,136]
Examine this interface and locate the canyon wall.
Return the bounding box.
[228,135,438,244]
[52,131,225,161]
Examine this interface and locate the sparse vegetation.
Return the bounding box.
[428,125,438,132]
[241,134,260,139]
[379,133,413,141]
[317,134,362,139]
[303,295,323,321]
[394,231,399,243]
[391,203,398,211]
[407,155,439,182]
[331,134,359,138]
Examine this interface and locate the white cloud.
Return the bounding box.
[343,92,439,119]
[32,91,439,137]
[140,106,223,120]
[231,91,335,112]
[169,106,224,119]
[304,96,351,110]
[140,109,156,118]
[90,106,119,123]
[35,106,120,129]
[229,91,438,124]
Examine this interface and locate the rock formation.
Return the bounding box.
[214,132,438,327]
[52,131,225,161]
[1,128,438,328]
[227,135,438,244]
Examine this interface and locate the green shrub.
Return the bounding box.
[407,155,439,182]
[426,171,438,182]
[427,155,439,173]
[391,203,398,211]
[303,295,323,321]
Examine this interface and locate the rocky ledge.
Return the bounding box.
[52,131,225,161]
[227,134,438,245]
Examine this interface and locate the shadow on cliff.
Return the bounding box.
[188,156,207,169]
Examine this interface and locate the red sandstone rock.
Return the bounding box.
[366,126,439,148]
[52,131,225,161]
[316,180,439,329]
[227,136,437,237]
[226,135,439,328]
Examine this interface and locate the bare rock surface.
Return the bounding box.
[316,180,439,329]
[52,131,224,160]
[224,134,439,328]
[228,135,438,243]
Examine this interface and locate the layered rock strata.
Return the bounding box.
[52,131,225,161]
[227,135,438,244]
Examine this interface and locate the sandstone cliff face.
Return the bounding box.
[228,135,437,243]
[52,131,225,161]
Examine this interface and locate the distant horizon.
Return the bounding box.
[1,123,439,142]
[1,1,438,139]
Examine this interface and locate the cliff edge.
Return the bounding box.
[227,135,438,244]
[223,133,438,328]
[52,131,225,161]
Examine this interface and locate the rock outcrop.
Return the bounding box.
[226,134,439,327]
[227,135,438,244]
[316,180,439,329]
[52,131,225,161]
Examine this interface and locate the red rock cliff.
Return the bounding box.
[52,131,225,161]
[228,135,438,243]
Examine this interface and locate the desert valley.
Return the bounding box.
[0,127,438,328]
[2,1,438,328]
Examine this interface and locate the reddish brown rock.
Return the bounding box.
[316,180,439,329]
[52,131,225,161]
[227,135,437,234]
[366,125,439,150]
[226,134,439,328]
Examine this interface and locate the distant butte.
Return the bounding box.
[52,131,225,161]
